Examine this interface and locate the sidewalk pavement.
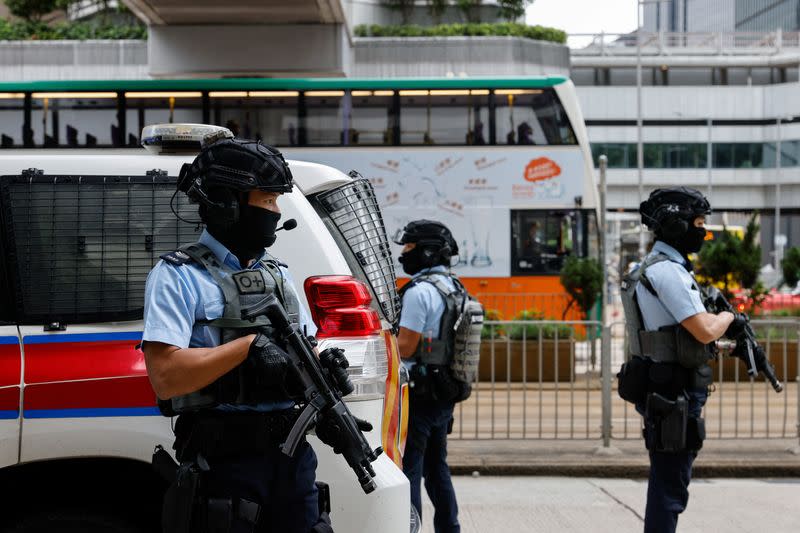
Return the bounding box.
[447,438,800,477]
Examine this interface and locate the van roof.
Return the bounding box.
[0,149,351,195]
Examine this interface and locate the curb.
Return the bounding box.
[450,463,800,478]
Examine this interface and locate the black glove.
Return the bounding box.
[725,312,749,339]
[314,415,373,455]
[247,333,290,388]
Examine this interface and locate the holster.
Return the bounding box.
[644,392,688,453]
[154,445,203,533]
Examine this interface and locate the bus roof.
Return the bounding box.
[0,76,569,93]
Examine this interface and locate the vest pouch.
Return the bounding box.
[616,356,651,405]
[409,363,432,401]
[686,416,706,452]
[675,325,710,368]
[430,365,461,403]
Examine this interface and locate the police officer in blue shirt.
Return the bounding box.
[142,138,332,533]
[394,220,465,533]
[620,187,747,533]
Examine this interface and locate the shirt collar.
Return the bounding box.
[198,229,266,271]
[651,240,686,265]
[412,265,448,279]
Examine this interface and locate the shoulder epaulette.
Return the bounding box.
[160,249,194,266]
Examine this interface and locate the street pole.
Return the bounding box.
[636,1,645,258]
[599,155,612,448]
[706,117,712,201]
[775,118,782,268]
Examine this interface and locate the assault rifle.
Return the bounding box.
[703,286,783,393]
[241,291,382,494]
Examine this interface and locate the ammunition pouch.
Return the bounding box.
[686,416,706,452]
[173,410,299,463]
[409,363,470,404]
[689,364,713,390]
[616,356,651,405]
[675,326,712,369]
[643,392,688,453]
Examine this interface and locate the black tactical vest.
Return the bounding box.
[400,273,462,366]
[157,243,301,416]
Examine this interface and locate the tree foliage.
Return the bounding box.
[559,256,603,320]
[426,0,448,23]
[782,247,800,288]
[4,0,59,22]
[383,0,415,25]
[696,213,769,313]
[498,0,532,21]
[456,0,482,23]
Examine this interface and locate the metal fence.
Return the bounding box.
[451,319,800,446]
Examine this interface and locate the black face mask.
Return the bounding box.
[208,206,281,265]
[399,247,426,276]
[681,226,707,255]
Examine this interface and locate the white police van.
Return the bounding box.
[0,124,413,532]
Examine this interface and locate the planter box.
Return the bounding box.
[709,342,798,382]
[478,339,574,383]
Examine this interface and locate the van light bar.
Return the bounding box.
[140,123,233,155]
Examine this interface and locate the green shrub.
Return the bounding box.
[481,309,506,339]
[507,310,573,340]
[782,247,800,288]
[0,19,146,40]
[352,22,566,44]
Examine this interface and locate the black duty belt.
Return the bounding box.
[174,409,300,462]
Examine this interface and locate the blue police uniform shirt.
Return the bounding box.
[142,228,315,411]
[634,240,706,331]
[399,265,456,369]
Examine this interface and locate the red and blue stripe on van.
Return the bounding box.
[22,332,158,419]
[0,336,21,420]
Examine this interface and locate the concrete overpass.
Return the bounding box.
[122,0,352,77]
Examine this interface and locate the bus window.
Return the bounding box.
[304,91,345,146]
[349,91,394,145]
[0,94,24,148]
[512,210,579,275]
[126,93,203,145]
[31,93,119,147]
[212,91,299,146]
[399,90,489,145]
[496,89,576,146]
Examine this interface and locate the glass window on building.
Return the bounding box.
[348,90,394,145]
[0,93,25,148]
[591,143,636,168]
[511,209,580,275]
[645,143,707,168]
[126,92,204,145]
[764,141,800,168]
[211,91,299,146]
[714,143,765,168]
[31,93,120,147]
[399,90,489,145]
[495,89,577,146]
[304,91,345,146]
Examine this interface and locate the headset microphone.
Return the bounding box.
[276,218,297,232]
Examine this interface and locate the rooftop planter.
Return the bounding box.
[353,22,567,44]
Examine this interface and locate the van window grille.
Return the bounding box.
[0,174,200,325]
[315,177,400,326]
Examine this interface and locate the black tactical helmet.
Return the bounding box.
[640,187,711,239]
[393,219,459,258]
[177,138,293,227]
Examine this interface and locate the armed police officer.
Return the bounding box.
[394,220,471,533]
[142,137,333,533]
[619,187,750,533]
